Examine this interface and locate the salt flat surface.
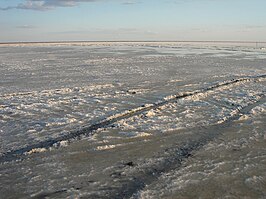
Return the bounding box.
[0,42,265,198]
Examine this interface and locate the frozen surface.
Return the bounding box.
[0,42,265,198]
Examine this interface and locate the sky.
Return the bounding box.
[0,0,266,42]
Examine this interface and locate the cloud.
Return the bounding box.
[121,1,139,5]
[0,0,99,11]
[16,25,36,29]
[0,7,11,11]
[0,0,140,11]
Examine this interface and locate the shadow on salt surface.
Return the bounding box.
[0,83,265,199]
[1,75,265,158]
[107,80,265,135]
[238,102,266,122]
[138,103,266,199]
[48,79,265,157]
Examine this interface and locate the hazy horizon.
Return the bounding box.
[1,0,266,42]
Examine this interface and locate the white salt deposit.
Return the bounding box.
[26,148,47,155]
[0,42,265,199]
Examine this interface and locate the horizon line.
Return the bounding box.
[1,40,266,45]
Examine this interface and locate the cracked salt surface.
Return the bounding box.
[0,42,265,198]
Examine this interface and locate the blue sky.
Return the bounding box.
[0,0,265,42]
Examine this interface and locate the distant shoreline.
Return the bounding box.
[1,40,266,45]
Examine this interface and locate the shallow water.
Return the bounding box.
[0,42,265,198]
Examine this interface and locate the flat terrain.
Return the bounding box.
[0,42,265,198]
